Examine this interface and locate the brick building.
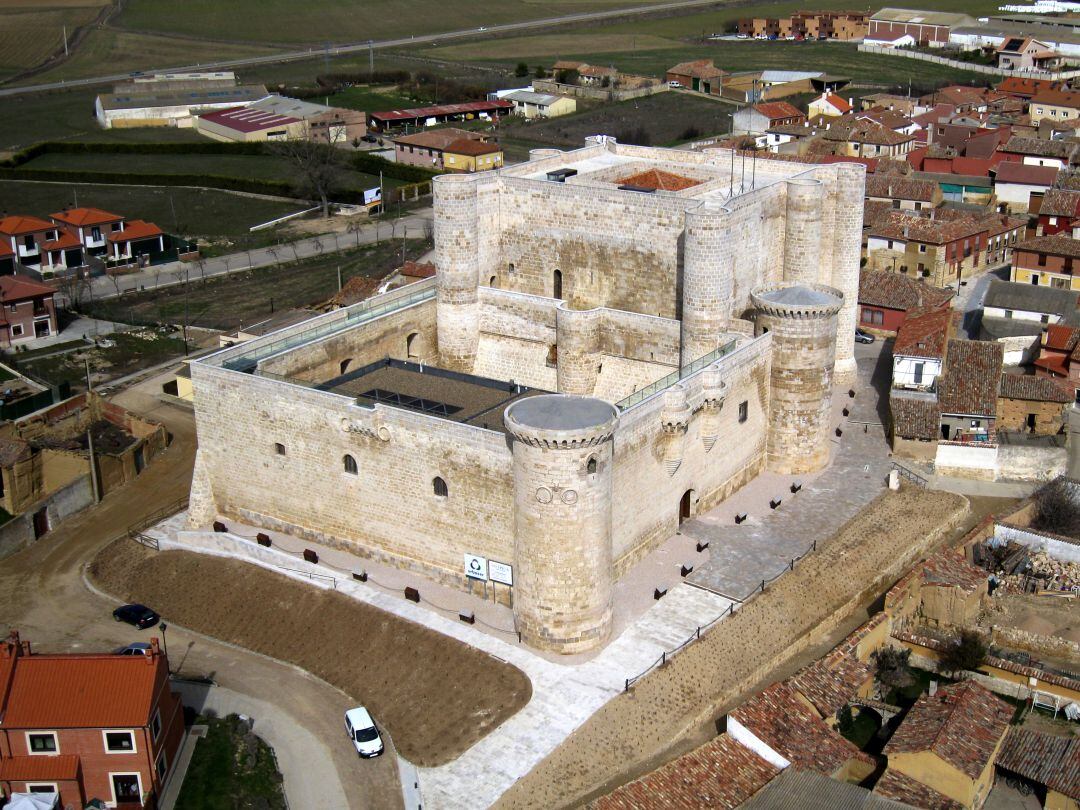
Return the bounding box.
[858,270,953,335]
[1012,234,1080,289]
[392,128,502,172]
[997,372,1071,434]
[738,10,869,40]
[0,276,58,347]
[1036,189,1080,236]
[664,59,724,94]
[867,9,976,47]
[0,631,184,809]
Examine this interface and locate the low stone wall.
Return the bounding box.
[0,474,93,560]
[936,441,997,480]
[993,523,1080,563]
[858,43,1080,78]
[532,80,668,102]
[997,443,1067,482]
[991,624,1080,664]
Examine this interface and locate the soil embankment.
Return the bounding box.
[89,539,533,767]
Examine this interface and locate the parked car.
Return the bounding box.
[113,642,152,656]
[345,707,384,758]
[667,80,683,88]
[112,604,160,629]
[855,327,876,344]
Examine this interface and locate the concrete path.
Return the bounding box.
[173,681,350,810]
[65,208,434,305]
[158,725,205,810]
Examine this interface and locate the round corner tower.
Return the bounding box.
[556,302,602,395]
[434,172,482,373]
[781,177,824,287]
[680,201,735,366]
[752,282,843,475]
[504,395,618,654]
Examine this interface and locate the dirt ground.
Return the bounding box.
[88,538,532,767]
[980,592,1080,670]
[495,486,973,810]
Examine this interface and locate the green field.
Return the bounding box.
[329,84,418,112]
[82,238,431,331]
[0,4,104,81]
[0,180,307,239]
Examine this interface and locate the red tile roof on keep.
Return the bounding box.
[0,754,80,782]
[109,220,163,242]
[0,215,54,236]
[0,275,57,303]
[730,682,872,775]
[50,207,124,227]
[884,680,1012,780]
[893,306,953,359]
[994,161,1059,187]
[591,734,780,809]
[1,651,165,729]
[616,168,701,191]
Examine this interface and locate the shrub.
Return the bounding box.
[872,645,914,692]
[939,630,987,675]
[1031,478,1080,538]
[515,62,529,77]
[837,704,854,735]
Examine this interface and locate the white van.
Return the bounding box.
[345,707,384,758]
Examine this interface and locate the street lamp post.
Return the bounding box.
[160,622,169,671]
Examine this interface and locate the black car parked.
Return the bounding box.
[112,604,160,629]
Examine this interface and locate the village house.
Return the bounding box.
[995,729,1080,810]
[996,76,1062,102]
[998,372,1072,434]
[1033,322,1080,394]
[861,93,918,116]
[49,207,125,257]
[503,90,576,119]
[982,278,1079,326]
[1036,189,1080,236]
[858,270,953,335]
[1012,234,1080,288]
[664,59,724,94]
[891,306,954,391]
[875,681,1013,809]
[0,275,59,347]
[824,119,916,158]
[107,220,166,267]
[993,161,1060,212]
[999,136,1079,170]
[865,174,942,211]
[996,36,1061,71]
[0,631,185,810]
[886,549,989,629]
[808,92,852,118]
[938,339,1004,443]
[738,10,869,40]
[857,108,920,138]
[0,216,83,275]
[1029,88,1080,126]
[731,101,806,135]
[391,128,502,172]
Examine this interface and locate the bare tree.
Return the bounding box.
[270,139,347,219]
[348,221,363,247]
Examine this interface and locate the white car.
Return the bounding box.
[345,707,384,758]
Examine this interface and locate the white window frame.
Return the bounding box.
[151,708,162,742]
[108,771,143,808]
[26,730,59,756]
[102,729,137,754]
[10,324,23,337]
[24,783,58,793]
[156,749,168,780]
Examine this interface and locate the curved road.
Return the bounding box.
[0,0,729,97]
[0,376,402,810]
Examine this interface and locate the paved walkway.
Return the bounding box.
[685,341,894,598]
[173,681,350,810]
[65,208,434,305]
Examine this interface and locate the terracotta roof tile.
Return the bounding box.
[49,207,124,227]
[1038,189,1080,219]
[995,161,1059,186]
[894,306,953,359]
[730,682,872,775]
[998,728,1080,800]
[0,754,80,782]
[0,275,57,302]
[445,138,500,157]
[859,270,952,312]
[0,437,32,467]
[919,549,987,593]
[591,734,780,809]
[874,768,965,809]
[1017,234,1080,259]
[1003,136,1079,161]
[0,215,54,236]
[1031,88,1080,109]
[938,339,1004,417]
[883,680,1012,780]
[392,127,484,151]
[999,372,1072,403]
[890,394,941,441]
[1044,323,1080,352]
[865,174,937,202]
[108,220,163,242]
[790,643,872,718]
[616,169,701,191]
[870,210,987,245]
[41,230,82,252]
[753,101,804,122]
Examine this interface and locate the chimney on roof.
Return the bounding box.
[904,225,910,238]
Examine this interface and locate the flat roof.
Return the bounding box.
[506,394,617,432]
[316,358,547,433]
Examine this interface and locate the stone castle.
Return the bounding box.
[187,137,863,654]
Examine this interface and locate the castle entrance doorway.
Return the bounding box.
[679,489,695,524]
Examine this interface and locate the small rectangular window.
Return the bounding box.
[156,750,168,780]
[28,733,57,754]
[105,730,135,753]
[274,443,285,456]
[738,401,748,423]
[151,709,162,742]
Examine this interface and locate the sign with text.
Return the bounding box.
[488,560,513,586]
[464,554,488,581]
[363,187,382,206]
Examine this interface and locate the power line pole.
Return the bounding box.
[84,359,101,504]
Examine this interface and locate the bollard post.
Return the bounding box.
[790,558,795,570]
[761,579,766,592]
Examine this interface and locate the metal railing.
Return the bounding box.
[891,461,929,488]
[615,339,738,411]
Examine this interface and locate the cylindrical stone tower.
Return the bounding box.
[1067,404,1080,478]
[529,148,564,162]
[505,395,618,654]
[752,282,843,475]
[556,302,602,395]
[434,173,481,373]
[680,202,735,366]
[782,178,824,287]
[830,162,866,386]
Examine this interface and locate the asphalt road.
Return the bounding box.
[0,0,730,97]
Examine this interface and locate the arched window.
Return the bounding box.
[343,454,357,475]
[508,262,515,274]
[407,332,420,359]
[489,275,497,287]
[433,476,448,498]
[340,359,352,375]
[587,456,597,474]
[553,269,563,300]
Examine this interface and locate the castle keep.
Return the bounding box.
[187,138,864,653]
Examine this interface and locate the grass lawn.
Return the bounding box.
[329,84,418,113]
[0,5,102,79]
[500,92,731,147]
[175,714,286,810]
[0,181,308,240]
[15,327,187,391]
[82,237,431,332]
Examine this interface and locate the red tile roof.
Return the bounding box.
[730,682,872,775]
[0,754,81,782]
[790,640,872,718]
[994,161,1059,186]
[918,549,988,594]
[870,210,987,245]
[890,394,941,441]
[2,652,166,729]
[0,275,56,302]
[820,94,851,113]
[884,680,1012,780]
[999,372,1072,403]
[1031,88,1080,109]
[668,59,723,81]
[1016,234,1080,259]
[754,101,804,122]
[370,100,513,122]
[939,339,1004,417]
[50,207,124,227]
[893,306,953,359]
[616,169,701,191]
[1039,189,1080,219]
[864,174,937,202]
[445,137,501,157]
[109,220,163,242]
[0,215,54,236]
[592,734,780,809]
[1044,323,1080,352]
[859,270,953,312]
[0,240,12,259]
[996,77,1060,98]
[874,768,965,809]
[41,230,82,252]
[997,728,1080,800]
